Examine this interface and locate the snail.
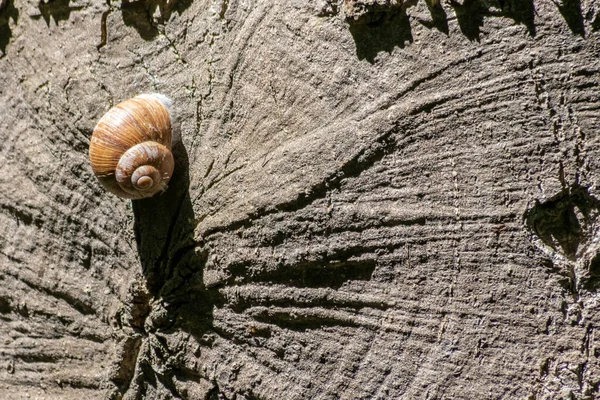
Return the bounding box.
[89,93,175,199]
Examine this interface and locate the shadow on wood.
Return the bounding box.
[347,6,413,63]
[121,0,194,41]
[32,0,84,26]
[132,139,198,297]
[0,0,18,57]
[554,0,585,37]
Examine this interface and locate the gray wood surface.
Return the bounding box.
[1,0,599,398]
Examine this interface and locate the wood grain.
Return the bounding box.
[1,0,599,398]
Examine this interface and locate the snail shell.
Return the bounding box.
[89,94,175,199]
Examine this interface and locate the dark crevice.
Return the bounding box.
[249,309,360,332]
[137,359,157,394]
[82,243,92,269]
[55,377,103,390]
[227,288,392,313]
[97,0,111,50]
[14,352,68,363]
[525,184,600,260]
[0,296,12,314]
[229,258,377,290]
[218,0,229,21]
[206,386,220,400]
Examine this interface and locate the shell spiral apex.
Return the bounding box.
[89,94,175,200]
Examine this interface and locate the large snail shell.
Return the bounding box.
[89,94,175,200]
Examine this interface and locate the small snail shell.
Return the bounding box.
[89,94,175,199]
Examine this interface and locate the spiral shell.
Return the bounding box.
[89,94,175,199]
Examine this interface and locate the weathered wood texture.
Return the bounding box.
[1,0,600,398]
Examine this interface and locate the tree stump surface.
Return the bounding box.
[1,0,600,398]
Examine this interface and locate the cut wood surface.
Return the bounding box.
[1,0,600,398]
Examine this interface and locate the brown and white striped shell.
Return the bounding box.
[89,94,175,200]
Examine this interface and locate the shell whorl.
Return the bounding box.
[89,94,175,199]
